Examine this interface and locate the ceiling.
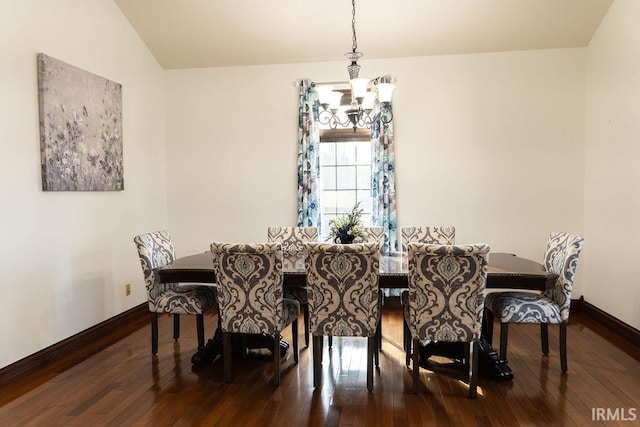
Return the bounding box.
[113,0,613,70]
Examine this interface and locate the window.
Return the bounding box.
[319,128,372,242]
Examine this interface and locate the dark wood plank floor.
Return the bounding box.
[1,307,638,426]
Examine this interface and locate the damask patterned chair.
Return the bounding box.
[405,243,490,397]
[400,226,456,365]
[354,226,385,347]
[210,242,299,386]
[400,226,456,253]
[304,242,381,392]
[353,226,385,249]
[484,232,584,372]
[133,230,217,356]
[267,226,318,347]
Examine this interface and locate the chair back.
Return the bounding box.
[133,230,179,308]
[353,226,385,250]
[211,242,284,335]
[267,226,318,270]
[304,242,381,338]
[542,232,584,322]
[401,226,456,253]
[407,243,489,342]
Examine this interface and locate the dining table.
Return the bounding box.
[157,251,557,381]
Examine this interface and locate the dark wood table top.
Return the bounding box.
[157,252,557,291]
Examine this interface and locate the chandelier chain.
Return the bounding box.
[351,0,357,53]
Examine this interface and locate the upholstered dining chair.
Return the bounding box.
[133,230,217,356]
[484,232,584,372]
[353,226,385,249]
[304,242,381,392]
[267,226,318,347]
[400,226,456,365]
[400,226,456,253]
[210,242,299,386]
[405,243,490,397]
[353,226,385,348]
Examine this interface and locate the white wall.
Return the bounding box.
[165,49,586,287]
[585,0,640,329]
[4,0,633,371]
[0,0,167,368]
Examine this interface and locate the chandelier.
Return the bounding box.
[316,0,395,132]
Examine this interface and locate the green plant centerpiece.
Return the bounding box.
[328,202,367,244]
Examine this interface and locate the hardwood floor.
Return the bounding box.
[1,307,638,426]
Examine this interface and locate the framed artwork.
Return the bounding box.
[37,53,123,191]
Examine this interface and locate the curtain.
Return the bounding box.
[371,95,398,254]
[296,80,321,233]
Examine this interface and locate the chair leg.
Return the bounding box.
[312,335,322,388]
[241,335,248,359]
[403,317,411,367]
[499,322,509,361]
[484,309,494,346]
[560,322,568,373]
[541,323,549,355]
[222,332,232,383]
[328,335,333,348]
[173,314,180,341]
[273,332,281,386]
[367,335,378,392]
[292,319,299,364]
[196,314,205,348]
[374,327,380,369]
[467,341,479,398]
[367,336,375,392]
[412,338,421,394]
[151,312,159,356]
[303,304,310,347]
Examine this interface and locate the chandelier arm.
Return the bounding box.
[318,109,353,129]
[380,108,394,125]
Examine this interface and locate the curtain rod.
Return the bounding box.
[295,80,348,87]
[295,76,396,87]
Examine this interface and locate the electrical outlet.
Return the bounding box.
[125,283,131,296]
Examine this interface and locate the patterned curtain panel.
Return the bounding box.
[371,94,398,254]
[297,80,321,233]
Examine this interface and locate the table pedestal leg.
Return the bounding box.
[191,316,289,366]
[417,315,514,382]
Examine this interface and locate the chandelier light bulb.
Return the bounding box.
[316,85,334,108]
[377,83,395,104]
[350,77,370,102]
[329,91,344,111]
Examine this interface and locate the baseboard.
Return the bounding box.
[0,303,148,389]
[571,297,640,349]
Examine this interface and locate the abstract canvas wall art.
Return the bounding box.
[37,53,123,191]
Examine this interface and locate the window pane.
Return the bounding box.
[336,191,357,213]
[336,143,356,165]
[322,214,336,240]
[357,165,371,189]
[320,143,336,166]
[321,167,336,190]
[322,191,337,214]
[336,166,356,189]
[357,191,372,213]
[360,213,372,227]
[356,141,371,164]
[318,138,375,242]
